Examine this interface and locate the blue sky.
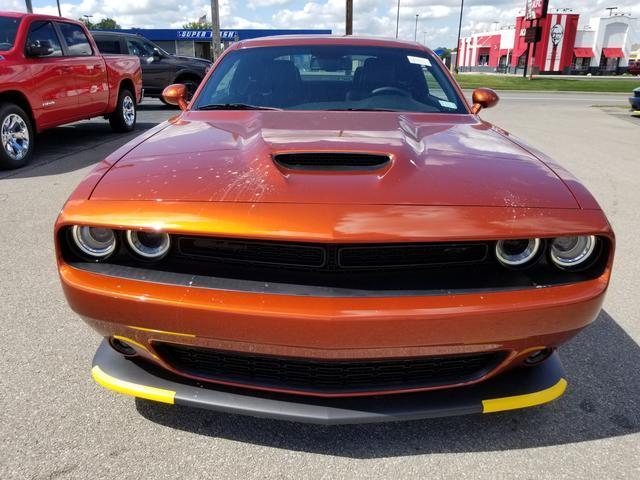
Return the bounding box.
[2,0,639,48]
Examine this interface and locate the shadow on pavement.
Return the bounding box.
[136,310,639,457]
[0,122,160,180]
[138,102,178,112]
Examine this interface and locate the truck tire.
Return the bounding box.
[0,102,34,170]
[109,88,137,133]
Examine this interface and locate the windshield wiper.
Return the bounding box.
[197,103,282,111]
[327,108,399,112]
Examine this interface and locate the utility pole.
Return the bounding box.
[346,0,353,35]
[414,14,419,41]
[56,0,61,16]
[395,0,400,38]
[454,0,464,74]
[210,0,222,60]
[25,0,33,13]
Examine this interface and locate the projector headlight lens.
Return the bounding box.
[126,230,171,259]
[550,235,597,269]
[71,225,116,259]
[495,238,541,267]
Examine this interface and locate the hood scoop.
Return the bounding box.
[273,152,391,171]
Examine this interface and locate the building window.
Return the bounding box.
[478,54,490,66]
[517,54,527,68]
[599,53,619,71]
[572,56,590,71]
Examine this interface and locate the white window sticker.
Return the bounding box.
[439,100,457,109]
[407,55,431,67]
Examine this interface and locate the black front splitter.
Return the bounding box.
[92,340,567,425]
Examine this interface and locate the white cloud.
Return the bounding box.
[248,0,294,8]
[2,0,638,48]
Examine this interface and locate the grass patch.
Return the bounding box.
[454,74,639,93]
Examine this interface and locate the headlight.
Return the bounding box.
[71,225,117,259]
[495,238,541,267]
[549,235,597,269]
[126,230,171,259]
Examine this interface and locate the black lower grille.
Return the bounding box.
[154,343,504,394]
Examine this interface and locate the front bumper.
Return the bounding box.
[92,339,567,424]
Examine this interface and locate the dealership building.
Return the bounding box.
[457,9,638,74]
[105,28,332,60]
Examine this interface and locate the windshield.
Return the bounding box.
[0,17,21,52]
[194,45,466,113]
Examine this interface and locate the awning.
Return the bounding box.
[513,43,528,59]
[573,48,594,58]
[602,48,624,58]
[475,35,500,47]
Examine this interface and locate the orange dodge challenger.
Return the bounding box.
[55,36,614,424]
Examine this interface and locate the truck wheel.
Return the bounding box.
[109,88,137,132]
[0,102,34,170]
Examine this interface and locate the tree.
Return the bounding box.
[79,17,121,30]
[435,47,451,60]
[78,17,96,29]
[95,18,120,29]
[182,21,212,30]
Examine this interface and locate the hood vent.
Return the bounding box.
[273,152,391,171]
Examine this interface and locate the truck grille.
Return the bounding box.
[154,343,504,395]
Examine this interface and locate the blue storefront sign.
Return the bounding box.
[100,28,331,42]
[177,30,239,40]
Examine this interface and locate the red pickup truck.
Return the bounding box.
[0,12,143,169]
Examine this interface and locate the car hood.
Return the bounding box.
[91,111,578,208]
[173,55,211,65]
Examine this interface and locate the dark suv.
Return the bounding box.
[92,31,211,102]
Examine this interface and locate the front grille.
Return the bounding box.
[273,152,390,170]
[154,343,504,394]
[339,243,487,268]
[176,237,488,271]
[178,237,326,268]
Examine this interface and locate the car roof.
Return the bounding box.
[236,35,431,53]
[0,11,84,24]
[90,31,143,39]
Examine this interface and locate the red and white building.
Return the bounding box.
[457,8,638,74]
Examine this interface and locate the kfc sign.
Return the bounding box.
[525,0,549,20]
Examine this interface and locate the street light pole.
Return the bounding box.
[395,0,400,38]
[346,0,353,35]
[25,0,33,13]
[454,0,465,74]
[414,14,419,41]
[56,0,61,16]
[210,0,222,60]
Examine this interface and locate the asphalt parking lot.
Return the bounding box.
[1,93,638,479]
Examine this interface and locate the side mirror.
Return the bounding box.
[153,49,162,61]
[27,40,54,57]
[471,88,499,114]
[162,83,188,110]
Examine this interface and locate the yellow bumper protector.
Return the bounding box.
[91,365,175,404]
[482,378,567,413]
